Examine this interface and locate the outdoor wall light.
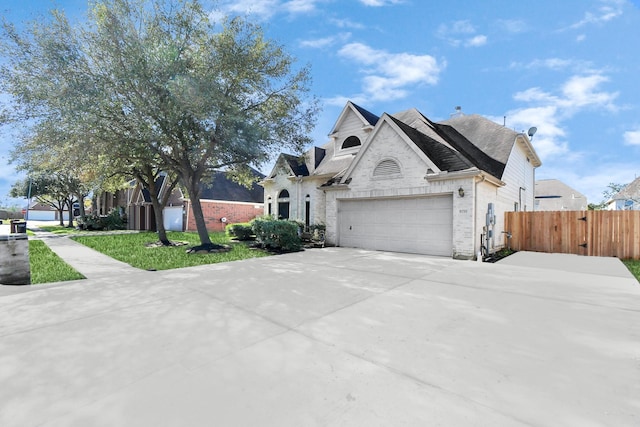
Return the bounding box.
[458,187,465,197]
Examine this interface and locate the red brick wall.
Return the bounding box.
[185,200,264,232]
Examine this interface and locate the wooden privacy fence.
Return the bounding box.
[504,210,640,260]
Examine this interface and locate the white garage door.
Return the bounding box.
[27,210,56,221]
[163,206,184,231]
[338,195,453,256]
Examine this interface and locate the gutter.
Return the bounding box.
[425,169,505,187]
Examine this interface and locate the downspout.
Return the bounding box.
[474,175,485,259]
[297,175,303,221]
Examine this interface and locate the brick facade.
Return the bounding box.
[185,200,264,232]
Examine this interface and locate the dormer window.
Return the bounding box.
[341,136,361,149]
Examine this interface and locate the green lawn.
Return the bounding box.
[29,240,86,284]
[72,231,270,270]
[623,259,640,283]
[34,224,80,234]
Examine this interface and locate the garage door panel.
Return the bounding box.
[338,196,453,256]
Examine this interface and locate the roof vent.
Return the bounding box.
[450,106,464,118]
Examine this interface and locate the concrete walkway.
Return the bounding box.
[0,237,639,426]
[32,230,142,279]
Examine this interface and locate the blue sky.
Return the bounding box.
[1,0,639,207]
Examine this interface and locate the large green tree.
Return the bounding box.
[1,0,319,249]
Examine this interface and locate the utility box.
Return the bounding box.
[0,234,31,285]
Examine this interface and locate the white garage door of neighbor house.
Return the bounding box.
[27,210,56,221]
[163,206,183,231]
[338,195,453,256]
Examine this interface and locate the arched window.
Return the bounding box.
[373,159,401,177]
[341,136,361,149]
[267,196,272,216]
[305,194,311,228]
[277,190,290,219]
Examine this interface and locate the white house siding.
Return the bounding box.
[331,109,373,155]
[481,139,536,251]
[499,138,536,212]
[262,173,327,226]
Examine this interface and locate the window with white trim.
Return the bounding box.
[341,136,361,149]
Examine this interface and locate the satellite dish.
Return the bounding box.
[527,127,537,138]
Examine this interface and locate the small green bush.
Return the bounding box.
[226,223,254,240]
[251,217,302,252]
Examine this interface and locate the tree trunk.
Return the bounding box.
[185,179,212,246]
[149,193,170,245]
[66,199,74,228]
[190,195,212,246]
[58,208,64,226]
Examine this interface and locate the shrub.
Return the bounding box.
[77,210,126,231]
[251,217,302,252]
[226,222,254,240]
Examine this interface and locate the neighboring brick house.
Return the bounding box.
[535,179,588,211]
[126,170,264,232]
[261,101,541,259]
[184,170,264,232]
[126,174,185,231]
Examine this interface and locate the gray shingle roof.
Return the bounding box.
[282,153,310,177]
[351,103,380,126]
[199,170,264,203]
[438,114,518,165]
[280,104,532,185]
[388,115,474,172]
[613,176,640,200]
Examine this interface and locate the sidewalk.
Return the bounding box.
[0,221,143,290]
[28,225,144,280]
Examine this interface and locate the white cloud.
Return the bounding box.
[437,20,487,48]
[519,58,589,71]
[214,0,279,20]
[283,0,317,14]
[211,0,324,20]
[624,129,640,146]
[465,35,487,47]
[505,73,619,161]
[358,0,403,6]
[336,43,444,102]
[330,18,365,30]
[560,74,618,111]
[299,33,351,48]
[568,0,625,29]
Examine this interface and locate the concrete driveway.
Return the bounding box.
[1,248,639,426]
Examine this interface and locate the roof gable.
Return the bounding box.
[329,101,379,135]
[341,113,463,183]
[267,153,310,178]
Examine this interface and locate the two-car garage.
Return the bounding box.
[337,195,453,256]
